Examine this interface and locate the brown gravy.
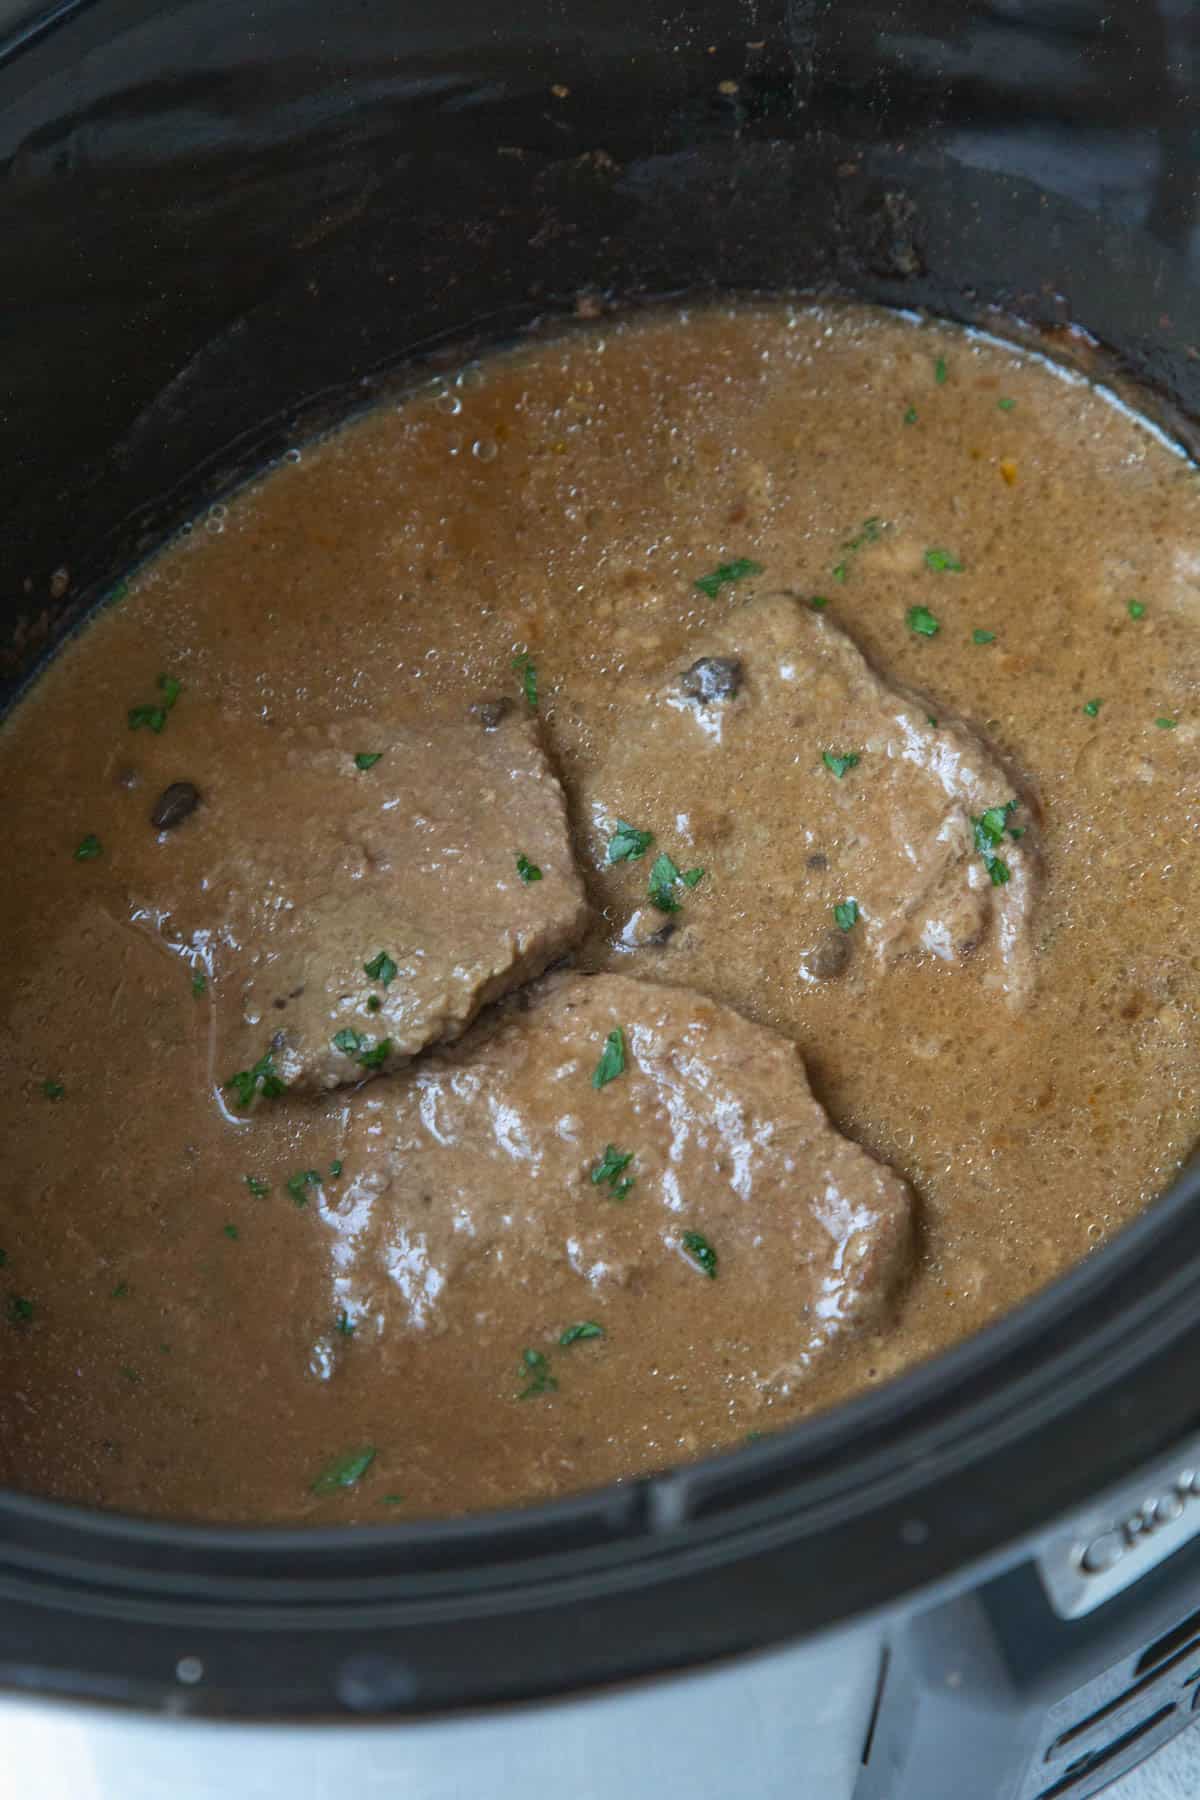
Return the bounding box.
[2,302,1198,1522]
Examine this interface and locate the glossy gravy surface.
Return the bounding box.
[2,303,1198,1522]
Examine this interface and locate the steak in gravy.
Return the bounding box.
[584,592,1040,1004]
[128,712,590,1097]
[325,972,914,1439]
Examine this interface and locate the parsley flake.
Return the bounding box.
[111,1280,128,1298]
[512,651,538,710]
[1128,600,1146,620]
[693,558,764,599]
[311,1446,376,1494]
[224,1051,286,1109]
[924,548,963,573]
[0,1250,6,1267]
[245,1176,270,1198]
[907,606,940,638]
[834,899,859,932]
[354,752,383,770]
[592,1028,626,1089]
[809,595,829,610]
[191,970,207,997]
[682,1231,718,1279]
[363,951,398,986]
[516,853,543,883]
[518,1347,558,1399]
[329,1160,343,1179]
[223,1224,239,1241]
[972,801,1019,886]
[607,819,655,863]
[286,1169,321,1207]
[560,1322,605,1347]
[41,1079,64,1100]
[128,674,181,736]
[903,406,918,425]
[822,750,860,780]
[358,1037,391,1070]
[833,517,883,583]
[7,1296,33,1324]
[934,356,948,384]
[972,629,996,645]
[73,833,102,861]
[1156,716,1179,730]
[335,1310,355,1336]
[366,994,382,1013]
[997,397,1015,411]
[648,851,683,912]
[1083,698,1102,718]
[333,1028,364,1055]
[590,1144,635,1199]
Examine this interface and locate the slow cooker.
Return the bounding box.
[3,2,1200,1796]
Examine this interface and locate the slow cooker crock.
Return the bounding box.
[3,3,1200,1797]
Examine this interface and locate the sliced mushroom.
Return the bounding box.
[150,781,201,830]
[678,656,743,705]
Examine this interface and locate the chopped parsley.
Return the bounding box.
[366,994,382,1013]
[516,853,543,883]
[972,629,996,645]
[903,406,918,425]
[517,1347,558,1399]
[354,752,383,770]
[834,899,859,932]
[512,650,538,710]
[41,1079,65,1100]
[592,1028,626,1089]
[997,396,1015,411]
[934,356,948,385]
[682,1231,718,1279]
[0,1251,6,1267]
[223,1223,239,1241]
[590,1144,635,1199]
[381,1494,405,1506]
[822,750,860,780]
[127,673,182,736]
[1156,715,1178,729]
[111,1281,128,1298]
[335,1310,355,1336]
[560,1322,605,1346]
[1128,600,1146,620]
[191,970,207,997]
[245,1176,270,1198]
[332,1027,390,1068]
[972,800,1018,886]
[329,1160,343,1179]
[311,1446,376,1494]
[1083,698,1102,718]
[7,1296,33,1324]
[607,819,655,863]
[73,833,102,861]
[363,950,398,986]
[224,1051,286,1108]
[833,516,883,583]
[927,714,938,727]
[693,558,764,599]
[809,594,829,610]
[907,606,940,638]
[648,851,704,912]
[286,1169,321,1207]
[924,548,963,573]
